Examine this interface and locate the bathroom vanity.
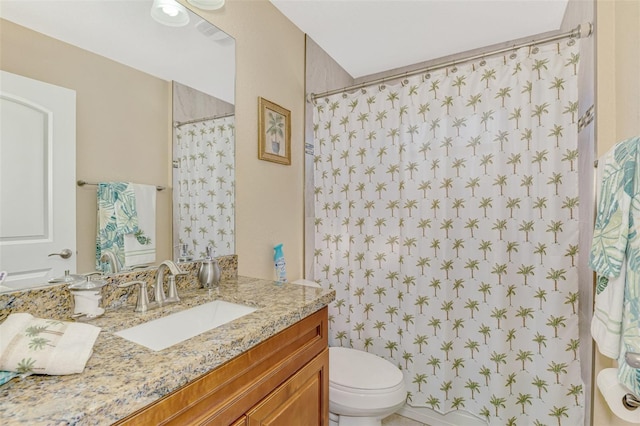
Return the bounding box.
[0,275,335,425]
[118,307,328,425]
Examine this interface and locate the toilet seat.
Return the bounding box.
[329,347,404,391]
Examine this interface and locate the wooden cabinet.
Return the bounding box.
[116,307,329,426]
[245,349,328,426]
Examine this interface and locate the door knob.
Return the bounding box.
[48,249,73,259]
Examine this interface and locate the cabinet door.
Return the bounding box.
[246,348,329,426]
[230,416,247,426]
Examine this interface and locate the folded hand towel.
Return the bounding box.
[0,313,101,375]
[124,183,156,267]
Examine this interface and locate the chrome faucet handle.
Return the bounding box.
[84,271,103,277]
[155,260,185,306]
[165,275,180,304]
[118,280,150,313]
[154,265,167,307]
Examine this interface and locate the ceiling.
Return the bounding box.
[270,0,570,78]
[1,0,569,97]
[0,0,235,103]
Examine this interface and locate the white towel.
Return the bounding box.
[124,183,157,267]
[0,313,101,375]
[591,257,627,358]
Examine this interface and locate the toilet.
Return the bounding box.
[329,346,407,426]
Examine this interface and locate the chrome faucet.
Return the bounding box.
[154,260,185,306]
[118,281,150,313]
[100,251,120,273]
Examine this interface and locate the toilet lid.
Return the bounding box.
[329,347,403,391]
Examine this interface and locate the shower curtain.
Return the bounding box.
[313,40,584,425]
[174,115,235,258]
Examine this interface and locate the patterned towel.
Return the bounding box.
[590,145,628,358]
[0,370,18,386]
[96,182,138,271]
[590,135,640,396]
[0,313,100,375]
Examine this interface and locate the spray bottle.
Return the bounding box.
[273,243,287,283]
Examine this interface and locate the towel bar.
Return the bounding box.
[77,180,165,191]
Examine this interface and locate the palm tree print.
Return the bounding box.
[28,337,52,350]
[517,393,533,414]
[313,41,582,425]
[549,406,570,426]
[175,116,235,258]
[17,358,37,374]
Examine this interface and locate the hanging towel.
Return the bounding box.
[591,258,628,359]
[124,183,156,267]
[590,145,628,358]
[96,182,138,271]
[0,313,101,375]
[589,135,640,397]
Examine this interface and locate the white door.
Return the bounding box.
[0,70,76,291]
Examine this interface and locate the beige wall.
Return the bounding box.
[594,1,640,425]
[597,0,640,153]
[185,0,306,281]
[0,18,173,273]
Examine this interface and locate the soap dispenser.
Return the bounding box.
[178,243,193,263]
[198,246,221,289]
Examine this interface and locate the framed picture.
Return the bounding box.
[258,97,291,165]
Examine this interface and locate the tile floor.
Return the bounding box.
[382,414,426,426]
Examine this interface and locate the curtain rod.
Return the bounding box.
[310,22,592,102]
[173,112,235,128]
[77,180,165,191]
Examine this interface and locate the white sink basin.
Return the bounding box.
[114,300,257,351]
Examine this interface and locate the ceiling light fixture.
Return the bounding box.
[187,0,225,11]
[151,0,190,27]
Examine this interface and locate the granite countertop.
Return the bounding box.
[0,276,335,425]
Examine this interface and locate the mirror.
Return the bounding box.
[172,81,235,261]
[0,1,235,292]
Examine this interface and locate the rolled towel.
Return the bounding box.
[0,313,101,375]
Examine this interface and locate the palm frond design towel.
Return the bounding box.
[96,182,138,271]
[590,145,628,359]
[590,135,640,397]
[0,313,100,375]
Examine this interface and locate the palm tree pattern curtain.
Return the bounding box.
[174,116,235,258]
[313,41,583,425]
